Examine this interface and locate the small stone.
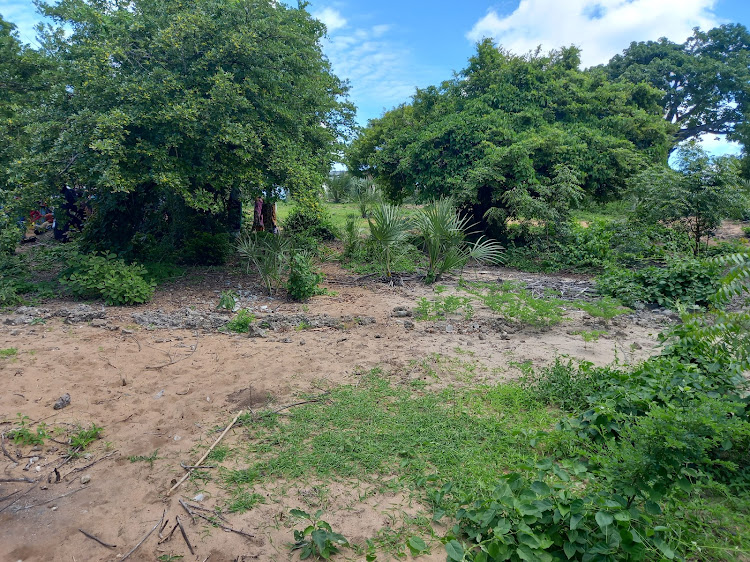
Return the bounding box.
[247,325,267,338]
[91,319,107,327]
[631,342,643,350]
[478,333,487,341]
[122,329,134,334]
[10,330,20,336]
[193,493,205,502]
[445,324,454,333]
[153,389,165,400]
[404,320,415,331]
[80,475,91,484]
[299,339,306,346]
[53,393,71,410]
[50,506,58,511]
[392,306,411,318]
[173,435,181,441]
[84,453,92,460]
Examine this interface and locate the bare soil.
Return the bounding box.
[0,262,672,562]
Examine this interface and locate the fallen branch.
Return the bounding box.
[179,499,254,539]
[0,481,38,513]
[0,477,36,483]
[17,485,86,510]
[177,515,195,555]
[167,410,244,496]
[183,501,228,522]
[180,462,216,470]
[1,432,17,462]
[0,490,20,503]
[79,528,116,549]
[120,509,165,561]
[146,336,199,370]
[62,451,117,481]
[157,521,178,544]
[265,393,330,417]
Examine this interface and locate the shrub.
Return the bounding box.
[236,232,291,295]
[283,207,337,240]
[287,252,324,301]
[368,202,411,278]
[60,252,155,305]
[596,259,721,308]
[225,309,255,333]
[0,212,21,255]
[182,232,231,265]
[520,357,601,413]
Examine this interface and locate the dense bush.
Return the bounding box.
[0,213,21,255]
[283,206,337,241]
[60,252,155,305]
[181,232,231,266]
[596,259,721,308]
[287,252,324,301]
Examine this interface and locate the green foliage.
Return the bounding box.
[8,414,48,446]
[69,423,103,455]
[414,198,503,283]
[290,509,350,560]
[128,449,159,468]
[10,0,354,249]
[628,145,749,255]
[0,347,18,358]
[283,207,338,241]
[341,216,364,258]
[287,252,324,301]
[462,281,566,328]
[520,357,599,413]
[443,461,674,562]
[225,309,255,334]
[351,179,381,219]
[60,252,156,305]
[596,259,721,308]
[574,297,631,320]
[217,290,238,311]
[606,24,750,147]
[349,40,672,230]
[414,295,474,320]
[182,232,231,266]
[236,232,291,295]
[368,203,411,278]
[0,212,20,255]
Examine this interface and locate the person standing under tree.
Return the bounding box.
[253,196,264,232]
[262,199,278,234]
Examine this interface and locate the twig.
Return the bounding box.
[158,521,178,544]
[17,485,86,509]
[167,409,244,496]
[120,509,165,561]
[179,499,254,539]
[265,393,330,416]
[176,515,195,555]
[146,336,199,370]
[79,528,116,549]
[1,432,17,462]
[123,333,141,351]
[62,451,117,481]
[0,477,36,483]
[0,481,38,513]
[180,462,216,470]
[0,490,21,502]
[183,501,228,522]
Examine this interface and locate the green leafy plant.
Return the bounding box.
[413,198,503,283]
[69,423,104,456]
[0,347,18,358]
[574,297,631,320]
[368,203,411,278]
[128,449,159,468]
[225,309,255,333]
[236,232,291,295]
[462,281,566,328]
[182,232,231,265]
[8,414,48,446]
[287,252,324,301]
[414,295,474,320]
[217,290,238,311]
[290,509,350,560]
[572,329,608,347]
[60,252,155,305]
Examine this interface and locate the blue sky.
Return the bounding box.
[3,0,750,155]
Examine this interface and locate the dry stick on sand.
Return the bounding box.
[0,477,36,483]
[62,451,117,481]
[176,515,195,555]
[167,410,244,496]
[120,509,166,561]
[17,485,86,510]
[179,499,255,539]
[79,528,116,549]
[1,432,18,462]
[146,336,199,370]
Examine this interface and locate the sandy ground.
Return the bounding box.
[0,263,672,562]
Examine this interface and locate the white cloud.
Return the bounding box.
[313,7,348,33]
[467,0,721,67]
[316,7,433,123]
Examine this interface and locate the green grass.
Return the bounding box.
[0,347,18,358]
[222,371,565,500]
[128,449,159,467]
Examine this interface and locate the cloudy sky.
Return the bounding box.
[4,0,750,154]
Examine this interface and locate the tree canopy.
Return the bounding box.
[2,0,354,250]
[605,24,750,149]
[348,40,673,238]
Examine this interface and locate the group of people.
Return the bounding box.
[252,196,278,233]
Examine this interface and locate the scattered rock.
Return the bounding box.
[445,324,454,333]
[9,329,20,336]
[299,339,306,346]
[631,342,642,350]
[247,325,267,338]
[392,306,412,318]
[80,475,91,485]
[90,319,108,328]
[53,393,71,410]
[55,305,106,324]
[404,320,415,331]
[193,493,205,502]
[478,333,487,341]
[153,389,165,399]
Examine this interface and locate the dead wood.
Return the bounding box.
[62,451,117,481]
[179,499,254,539]
[1,432,17,462]
[120,509,165,561]
[0,477,36,483]
[79,528,116,548]
[146,336,199,370]
[177,515,195,555]
[16,485,86,510]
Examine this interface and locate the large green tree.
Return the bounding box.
[6,0,353,249]
[348,41,672,238]
[605,24,750,149]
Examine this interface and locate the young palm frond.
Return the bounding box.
[368,203,410,278]
[236,232,290,295]
[414,198,503,282]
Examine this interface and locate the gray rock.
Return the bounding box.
[392,306,412,318]
[80,474,91,485]
[247,325,267,338]
[53,393,71,410]
[404,320,415,331]
[91,319,108,327]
